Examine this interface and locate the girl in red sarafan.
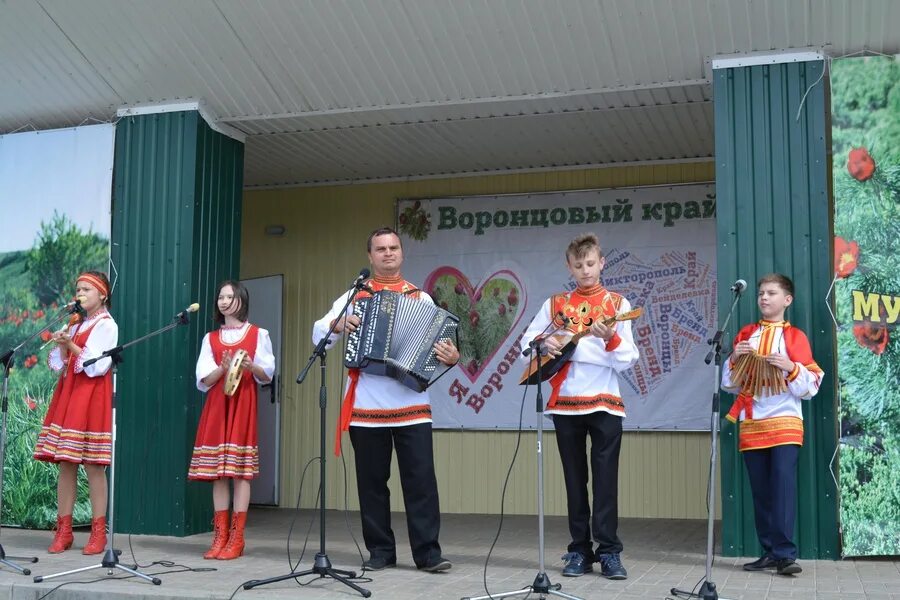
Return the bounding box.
[34,271,117,555]
[188,280,275,560]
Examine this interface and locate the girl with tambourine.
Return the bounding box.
[34,271,117,555]
[188,280,274,560]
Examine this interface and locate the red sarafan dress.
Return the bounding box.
[188,323,273,480]
[33,310,116,465]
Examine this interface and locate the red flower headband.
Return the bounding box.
[77,273,109,298]
[68,273,109,325]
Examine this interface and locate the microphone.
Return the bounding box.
[175,303,201,320]
[353,268,371,289]
[65,298,87,316]
[730,279,748,293]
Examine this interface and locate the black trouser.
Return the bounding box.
[553,411,623,559]
[349,423,442,567]
[743,444,800,561]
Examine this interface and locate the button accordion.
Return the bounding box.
[344,289,459,392]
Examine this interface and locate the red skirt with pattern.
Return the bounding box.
[188,326,259,480]
[34,332,112,465]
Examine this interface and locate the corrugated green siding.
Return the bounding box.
[111,111,243,536]
[714,60,838,559]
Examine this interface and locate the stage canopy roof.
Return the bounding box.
[2,0,898,187]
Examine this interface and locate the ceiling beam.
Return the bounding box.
[221,78,710,124]
[234,99,712,137]
[243,157,715,190]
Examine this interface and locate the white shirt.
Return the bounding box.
[195,323,276,392]
[721,324,822,421]
[48,311,118,377]
[312,287,436,427]
[521,295,640,417]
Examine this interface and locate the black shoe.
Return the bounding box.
[561,552,592,577]
[363,556,397,571]
[743,555,778,571]
[597,553,627,580]
[419,557,452,573]
[776,559,802,575]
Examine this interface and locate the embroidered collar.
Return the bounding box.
[372,273,403,284]
[573,284,605,297]
[80,308,109,326]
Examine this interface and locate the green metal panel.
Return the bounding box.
[714,60,838,559]
[110,111,243,536]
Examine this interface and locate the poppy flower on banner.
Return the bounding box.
[853,322,889,355]
[834,237,859,278]
[847,147,876,182]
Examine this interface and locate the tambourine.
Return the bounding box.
[223,349,249,397]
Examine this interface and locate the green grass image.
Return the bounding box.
[1,214,107,529]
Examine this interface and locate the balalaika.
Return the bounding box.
[344,289,460,392]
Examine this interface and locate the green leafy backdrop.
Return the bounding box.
[832,56,900,556]
[1,213,107,528]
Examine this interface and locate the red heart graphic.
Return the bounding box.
[424,267,527,383]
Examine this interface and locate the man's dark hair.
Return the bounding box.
[367,226,401,252]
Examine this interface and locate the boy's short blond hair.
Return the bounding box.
[757,273,795,297]
[566,233,602,262]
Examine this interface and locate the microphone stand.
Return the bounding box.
[244,279,370,598]
[464,320,582,600]
[0,305,77,575]
[669,286,743,600]
[34,310,194,586]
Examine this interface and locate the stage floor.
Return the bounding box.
[0,508,897,599]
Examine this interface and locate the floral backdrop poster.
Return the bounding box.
[0,124,114,528]
[832,56,900,557]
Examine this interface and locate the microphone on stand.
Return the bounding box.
[39,298,87,350]
[352,268,371,289]
[708,279,748,351]
[175,303,201,323]
[65,298,87,317]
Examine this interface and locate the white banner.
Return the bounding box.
[398,184,717,431]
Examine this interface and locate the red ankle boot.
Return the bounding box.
[204,510,230,559]
[217,511,247,560]
[82,516,107,555]
[48,514,74,553]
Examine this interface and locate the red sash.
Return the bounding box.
[333,276,420,455]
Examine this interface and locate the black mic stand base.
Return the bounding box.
[0,546,38,576]
[34,548,160,585]
[463,571,584,600]
[243,553,369,597]
[671,581,733,600]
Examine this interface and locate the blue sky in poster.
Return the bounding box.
[0,124,114,252]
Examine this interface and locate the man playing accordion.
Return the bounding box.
[312,226,459,573]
